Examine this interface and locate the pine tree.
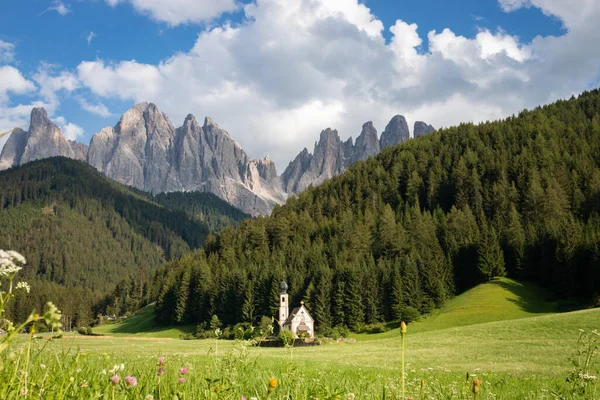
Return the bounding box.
[175,266,191,324]
[241,283,256,323]
[478,228,506,281]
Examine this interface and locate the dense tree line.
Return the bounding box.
[0,158,245,327]
[151,192,250,232]
[154,90,600,332]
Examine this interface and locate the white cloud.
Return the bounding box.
[77,98,112,117]
[498,0,531,12]
[54,116,84,140]
[48,1,71,16]
[0,65,40,152]
[0,66,36,102]
[105,0,238,25]
[86,31,96,46]
[33,65,79,108]
[61,0,600,169]
[0,41,15,64]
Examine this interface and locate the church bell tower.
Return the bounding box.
[279,281,289,327]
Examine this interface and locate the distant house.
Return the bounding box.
[278,281,315,339]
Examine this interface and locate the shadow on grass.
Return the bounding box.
[99,306,194,336]
[494,279,557,314]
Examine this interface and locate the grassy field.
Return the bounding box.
[2,279,599,399]
[352,277,558,340]
[92,306,195,339]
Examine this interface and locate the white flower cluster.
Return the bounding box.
[0,250,26,277]
[109,364,125,374]
[16,282,30,293]
[579,373,598,381]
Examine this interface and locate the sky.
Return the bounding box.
[0,0,598,170]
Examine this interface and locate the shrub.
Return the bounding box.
[400,306,421,323]
[363,322,388,334]
[278,329,295,346]
[258,315,275,337]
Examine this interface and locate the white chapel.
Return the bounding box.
[278,281,315,339]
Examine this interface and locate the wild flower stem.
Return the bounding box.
[401,321,406,400]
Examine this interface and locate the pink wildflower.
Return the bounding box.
[110,375,120,386]
[158,356,166,366]
[180,367,188,375]
[178,377,186,384]
[157,368,165,376]
[125,376,137,387]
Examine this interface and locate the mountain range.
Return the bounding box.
[0,103,434,215]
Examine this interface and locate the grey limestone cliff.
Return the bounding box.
[0,103,436,216]
[379,115,410,150]
[0,108,79,170]
[414,121,436,138]
[87,103,285,216]
[351,121,380,163]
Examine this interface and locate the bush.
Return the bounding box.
[76,326,103,336]
[361,322,388,334]
[278,329,295,346]
[321,326,350,339]
[400,306,421,323]
[258,316,275,337]
[180,333,196,340]
[233,322,254,340]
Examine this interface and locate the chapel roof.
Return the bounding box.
[283,304,314,325]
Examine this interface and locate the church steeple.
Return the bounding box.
[279,281,289,327]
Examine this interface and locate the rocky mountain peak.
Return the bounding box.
[0,128,28,170]
[204,116,218,128]
[20,107,75,164]
[380,115,409,150]
[1,102,434,216]
[352,121,380,163]
[414,121,435,138]
[30,107,49,126]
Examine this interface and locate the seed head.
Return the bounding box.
[401,321,407,336]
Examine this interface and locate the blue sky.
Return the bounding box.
[0,0,597,168]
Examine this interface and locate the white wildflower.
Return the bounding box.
[16,282,30,293]
[579,373,598,381]
[7,251,26,265]
[40,364,46,370]
[0,250,26,277]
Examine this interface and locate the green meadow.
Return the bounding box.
[2,278,598,399]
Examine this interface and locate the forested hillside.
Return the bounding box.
[153,90,600,332]
[151,192,250,232]
[0,157,212,325]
